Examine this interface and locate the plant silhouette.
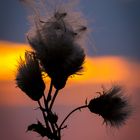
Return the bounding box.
[16,0,131,140]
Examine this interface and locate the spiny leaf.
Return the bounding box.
[27,121,52,138]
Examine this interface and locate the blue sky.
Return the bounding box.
[0,0,140,60]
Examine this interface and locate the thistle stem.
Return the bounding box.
[55,123,61,140]
[43,94,47,109]
[59,105,88,129]
[46,80,53,105]
[37,100,51,132]
[49,89,59,110]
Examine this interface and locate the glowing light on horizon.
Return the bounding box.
[0,41,31,80]
[0,41,130,83]
[0,41,139,106]
[70,56,130,83]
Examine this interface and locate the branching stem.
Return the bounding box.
[59,105,88,129]
[49,89,59,110]
[37,100,52,132]
[46,80,53,104]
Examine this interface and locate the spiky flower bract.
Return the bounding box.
[16,51,45,101]
[88,85,131,127]
[25,0,87,89]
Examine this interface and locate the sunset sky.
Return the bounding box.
[0,0,140,140]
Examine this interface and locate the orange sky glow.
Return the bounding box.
[0,41,131,83]
[0,41,139,106]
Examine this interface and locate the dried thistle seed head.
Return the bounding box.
[88,85,131,127]
[54,12,67,20]
[41,42,85,89]
[16,51,45,101]
[23,0,87,89]
[28,33,85,90]
[27,19,85,89]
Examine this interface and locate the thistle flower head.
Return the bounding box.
[88,85,131,127]
[25,0,87,89]
[16,51,45,101]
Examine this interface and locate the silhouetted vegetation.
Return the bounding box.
[15,0,131,140]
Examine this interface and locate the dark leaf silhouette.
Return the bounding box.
[27,121,53,138]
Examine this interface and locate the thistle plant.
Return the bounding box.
[15,0,131,140]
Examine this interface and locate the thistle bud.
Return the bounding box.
[47,113,58,124]
[88,85,131,127]
[16,51,45,101]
